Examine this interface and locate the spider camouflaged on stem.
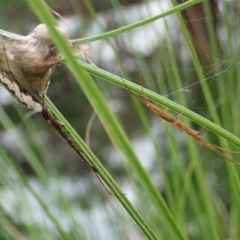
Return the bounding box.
[0,24,97,173]
[122,75,240,166]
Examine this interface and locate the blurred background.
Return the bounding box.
[0,1,240,239]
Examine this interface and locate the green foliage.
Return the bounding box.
[0,0,240,239]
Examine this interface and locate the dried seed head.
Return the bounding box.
[0,24,69,98]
